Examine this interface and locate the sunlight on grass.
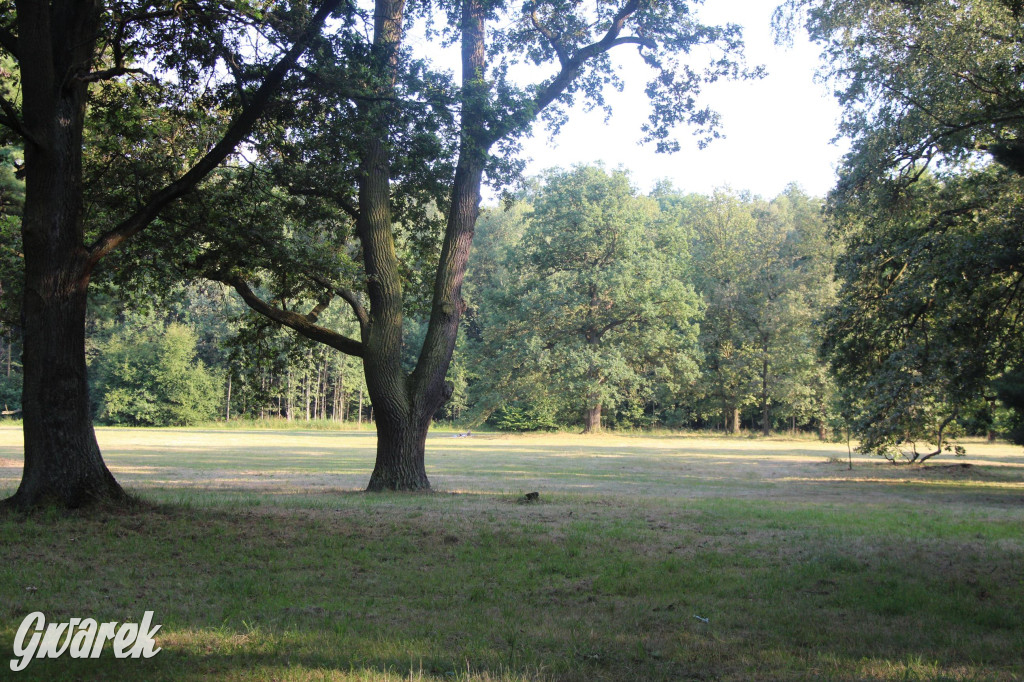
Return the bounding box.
[1,426,1023,680]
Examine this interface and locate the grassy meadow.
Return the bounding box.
[0,426,1022,680]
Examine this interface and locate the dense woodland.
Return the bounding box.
[4,166,839,435]
[0,0,1023,505]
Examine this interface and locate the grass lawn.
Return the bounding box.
[0,426,1022,680]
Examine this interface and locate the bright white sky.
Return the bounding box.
[510,0,848,199]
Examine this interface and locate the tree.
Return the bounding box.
[785,0,1024,456]
[0,0,342,508]
[197,0,759,488]
[823,168,1024,460]
[469,166,701,432]
[91,320,221,426]
[680,187,834,435]
[0,144,23,414]
[779,0,1024,183]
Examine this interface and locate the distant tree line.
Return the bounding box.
[464,166,837,434]
[2,152,1020,448]
[1,164,839,435]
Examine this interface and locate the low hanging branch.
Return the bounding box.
[225,275,366,357]
[83,0,345,274]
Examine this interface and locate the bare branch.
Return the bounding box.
[76,66,149,83]
[916,411,959,463]
[226,275,365,357]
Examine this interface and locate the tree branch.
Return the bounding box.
[83,0,344,274]
[226,276,365,357]
[306,295,332,322]
[529,8,568,66]
[310,273,370,329]
[916,410,959,463]
[0,25,18,60]
[192,3,251,107]
[76,66,149,83]
[288,186,361,221]
[0,93,39,146]
[490,0,643,143]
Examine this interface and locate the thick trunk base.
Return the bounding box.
[583,405,602,434]
[4,463,128,511]
[6,278,128,510]
[366,419,431,491]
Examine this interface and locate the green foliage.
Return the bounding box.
[91,321,222,427]
[0,145,23,329]
[788,0,1024,455]
[468,166,702,430]
[488,404,559,432]
[994,371,1024,446]
[822,152,1024,458]
[673,186,836,434]
[782,0,1024,186]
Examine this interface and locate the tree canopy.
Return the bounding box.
[469,166,702,432]
[786,0,1024,457]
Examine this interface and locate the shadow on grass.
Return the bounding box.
[1,499,1022,681]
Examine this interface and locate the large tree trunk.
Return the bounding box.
[11,279,127,508]
[366,411,431,491]
[583,404,602,433]
[4,0,127,509]
[5,0,337,509]
[359,0,485,491]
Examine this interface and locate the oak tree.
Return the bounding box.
[0,0,342,508]
[201,0,758,488]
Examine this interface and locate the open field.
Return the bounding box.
[0,427,1022,680]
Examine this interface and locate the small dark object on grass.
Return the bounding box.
[521,492,540,503]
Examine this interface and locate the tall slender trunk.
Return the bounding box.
[340,361,346,422]
[286,369,293,421]
[724,405,740,434]
[761,357,770,436]
[226,374,231,420]
[583,404,602,433]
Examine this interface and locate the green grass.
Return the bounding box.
[0,427,1022,680]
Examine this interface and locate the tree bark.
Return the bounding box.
[761,357,771,436]
[366,411,431,490]
[583,404,602,433]
[4,0,127,509]
[725,406,740,434]
[4,0,338,509]
[12,277,128,508]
